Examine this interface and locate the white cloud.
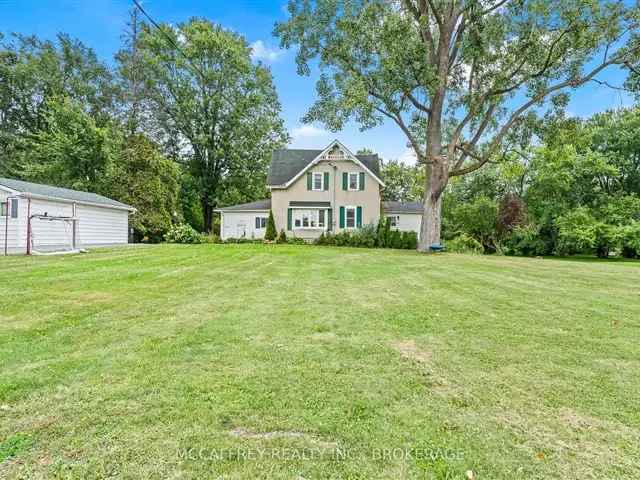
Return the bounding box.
[398,147,418,165]
[250,40,284,63]
[290,124,330,140]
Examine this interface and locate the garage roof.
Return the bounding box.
[0,177,134,210]
[382,201,423,213]
[215,199,271,212]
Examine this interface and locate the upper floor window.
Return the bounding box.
[348,172,359,191]
[313,172,323,191]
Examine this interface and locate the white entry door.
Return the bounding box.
[236,221,246,238]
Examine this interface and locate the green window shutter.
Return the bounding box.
[356,206,363,227]
[359,172,365,191]
[287,208,292,230]
[324,172,329,191]
[307,172,312,190]
[339,206,345,228]
[327,209,333,231]
[342,172,348,190]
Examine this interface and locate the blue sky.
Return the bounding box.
[0,0,634,163]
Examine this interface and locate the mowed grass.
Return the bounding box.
[0,245,639,479]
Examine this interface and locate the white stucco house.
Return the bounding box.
[216,140,423,241]
[1,177,135,255]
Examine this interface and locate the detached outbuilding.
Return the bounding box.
[1,177,135,255]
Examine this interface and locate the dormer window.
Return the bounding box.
[312,172,323,191]
[348,172,359,190]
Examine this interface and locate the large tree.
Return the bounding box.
[275,0,640,251]
[0,33,116,176]
[133,18,288,232]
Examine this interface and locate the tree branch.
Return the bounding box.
[451,56,625,177]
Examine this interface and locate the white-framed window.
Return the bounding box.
[293,209,326,229]
[312,172,324,191]
[255,217,267,229]
[1,199,17,218]
[387,215,399,227]
[348,172,359,191]
[345,206,356,228]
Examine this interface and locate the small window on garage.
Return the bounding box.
[11,199,18,218]
[255,216,267,229]
[387,215,399,227]
[0,201,7,217]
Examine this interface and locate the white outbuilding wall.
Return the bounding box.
[77,204,129,246]
[385,212,423,240]
[0,191,24,254]
[220,211,269,241]
[1,186,132,255]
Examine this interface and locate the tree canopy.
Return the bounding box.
[134,19,289,231]
[276,0,640,250]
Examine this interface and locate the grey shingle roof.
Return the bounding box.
[0,177,134,210]
[267,149,381,186]
[383,201,423,213]
[216,199,271,211]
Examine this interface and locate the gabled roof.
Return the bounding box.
[383,201,423,214]
[215,199,271,212]
[267,140,382,187]
[0,177,134,211]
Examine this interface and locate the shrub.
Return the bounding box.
[201,233,222,244]
[451,196,499,250]
[375,217,388,247]
[164,223,204,244]
[401,231,418,250]
[620,221,640,258]
[555,207,616,257]
[352,224,377,248]
[287,237,307,245]
[502,225,549,257]
[276,229,288,244]
[447,233,483,254]
[389,229,403,249]
[264,210,277,241]
[498,194,527,235]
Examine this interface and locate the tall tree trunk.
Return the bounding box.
[202,197,213,233]
[418,160,448,252]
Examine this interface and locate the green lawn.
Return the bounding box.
[1,245,639,479]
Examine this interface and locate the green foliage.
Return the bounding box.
[164,223,204,244]
[375,216,388,247]
[276,229,288,244]
[620,221,640,258]
[315,223,416,250]
[502,225,550,257]
[0,33,115,176]
[18,96,114,192]
[0,433,33,463]
[555,208,614,258]
[449,196,499,252]
[264,210,277,241]
[135,19,288,231]
[446,234,484,255]
[380,160,424,202]
[106,134,181,243]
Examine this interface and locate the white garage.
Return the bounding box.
[215,199,271,241]
[1,177,135,255]
[382,201,424,240]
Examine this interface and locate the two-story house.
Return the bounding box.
[216,140,423,241]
